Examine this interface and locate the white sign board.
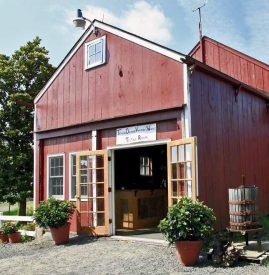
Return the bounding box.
[116,124,156,145]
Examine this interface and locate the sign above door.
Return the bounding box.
[116,123,156,145]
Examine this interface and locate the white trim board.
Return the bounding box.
[33,105,37,209]
[182,63,192,138]
[107,139,171,151]
[34,20,185,104]
[33,134,37,210]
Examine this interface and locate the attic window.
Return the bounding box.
[85,36,106,70]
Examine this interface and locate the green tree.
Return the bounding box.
[0,37,55,215]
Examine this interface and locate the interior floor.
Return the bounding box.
[115,227,164,240]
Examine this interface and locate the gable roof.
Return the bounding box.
[189,36,269,72]
[183,55,269,101]
[34,19,186,104]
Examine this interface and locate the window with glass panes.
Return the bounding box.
[140,156,152,176]
[85,36,106,69]
[48,155,64,198]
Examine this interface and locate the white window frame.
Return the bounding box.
[140,156,153,176]
[47,153,65,200]
[69,152,77,201]
[69,152,88,202]
[84,35,106,70]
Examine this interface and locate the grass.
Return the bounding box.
[1,200,33,216]
[3,208,18,215]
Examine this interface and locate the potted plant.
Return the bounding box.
[0,228,9,243]
[159,197,216,266]
[2,222,21,243]
[34,197,75,245]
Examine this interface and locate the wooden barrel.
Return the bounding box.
[228,186,259,230]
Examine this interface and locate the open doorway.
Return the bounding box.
[114,144,168,238]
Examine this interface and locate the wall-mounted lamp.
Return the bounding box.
[73,9,92,29]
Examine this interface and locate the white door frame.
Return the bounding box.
[107,139,171,236]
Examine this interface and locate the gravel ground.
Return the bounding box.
[0,236,269,275]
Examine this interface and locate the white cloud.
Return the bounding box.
[66,1,172,45]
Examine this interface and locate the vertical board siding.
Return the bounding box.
[36,30,184,132]
[191,70,269,230]
[43,133,92,201]
[190,37,269,93]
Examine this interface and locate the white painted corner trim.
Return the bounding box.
[34,21,185,104]
[182,63,192,138]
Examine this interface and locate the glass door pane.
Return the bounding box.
[76,150,109,235]
[167,137,197,205]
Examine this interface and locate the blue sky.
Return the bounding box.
[0,0,268,66]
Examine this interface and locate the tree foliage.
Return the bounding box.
[0,37,55,213]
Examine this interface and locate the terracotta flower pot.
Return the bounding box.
[175,240,202,266]
[0,233,9,243]
[50,223,70,245]
[8,232,21,243]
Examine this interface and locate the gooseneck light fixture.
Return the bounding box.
[73,9,92,29]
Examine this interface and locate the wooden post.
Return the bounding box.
[0,212,3,228]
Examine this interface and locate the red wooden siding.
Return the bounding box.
[42,133,92,201]
[36,30,184,132]
[189,37,269,93]
[38,119,182,232]
[190,69,269,230]
[40,133,91,232]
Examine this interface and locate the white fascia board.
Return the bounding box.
[34,22,185,104]
[94,22,185,62]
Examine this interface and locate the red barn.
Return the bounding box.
[34,20,269,234]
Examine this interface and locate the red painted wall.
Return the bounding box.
[38,118,182,232]
[189,37,269,93]
[190,69,269,230]
[40,133,91,232]
[36,29,184,132]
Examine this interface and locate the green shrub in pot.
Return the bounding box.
[2,222,21,243]
[159,197,216,266]
[34,197,75,229]
[34,197,75,245]
[2,222,18,234]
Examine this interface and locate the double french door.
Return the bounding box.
[75,137,197,236]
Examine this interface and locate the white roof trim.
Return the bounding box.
[34,21,185,104]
